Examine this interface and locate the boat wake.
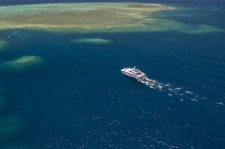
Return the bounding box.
[142,78,206,102]
[121,66,206,102]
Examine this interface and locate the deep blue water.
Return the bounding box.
[0,1,225,149]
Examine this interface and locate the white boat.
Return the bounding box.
[121,66,148,83]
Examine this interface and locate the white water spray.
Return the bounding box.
[142,78,205,102]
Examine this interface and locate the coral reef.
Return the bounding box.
[0,40,7,50]
[0,56,44,73]
[72,38,112,44]
[0,3,222,34]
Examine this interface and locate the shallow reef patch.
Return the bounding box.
[0,40,7,50]
[141,19,223,34]
[71,38,113,45]
[0,114,24,141]
[0,56,44,74]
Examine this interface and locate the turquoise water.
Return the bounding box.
[0,1,225,149]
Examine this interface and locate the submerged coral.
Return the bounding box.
[0,40,7,50]
[72,38,113,45]
[0,56,44,73]
[0,114,24,141]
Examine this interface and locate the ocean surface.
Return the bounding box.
[0,1,225,149]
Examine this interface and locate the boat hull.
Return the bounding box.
[121,70,147,83]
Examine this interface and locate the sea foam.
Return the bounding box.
[142,77,205,102]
